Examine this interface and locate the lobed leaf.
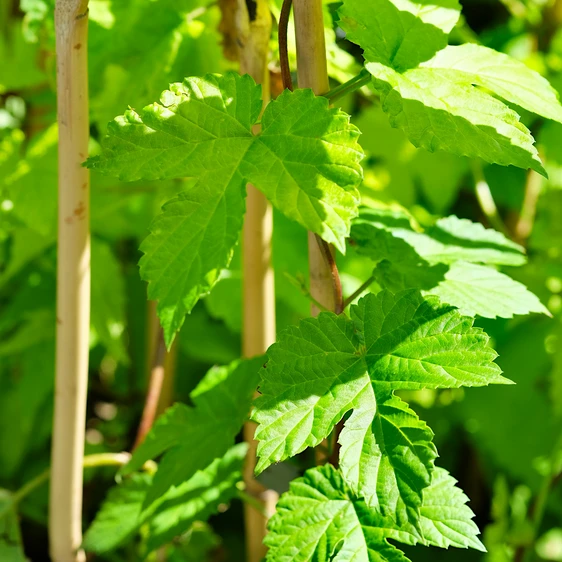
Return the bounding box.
[89,73,363,343]
[253,290,506,519]
[367,61,545,174]
[427,261,551,318]
[265,464,484,561]
[122,357,261,509]
[350,211,549,319]
[338,0,461,71]
[338,0,562,174]
[83,444,246,554]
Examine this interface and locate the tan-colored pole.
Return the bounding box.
[50,1,90,561]
[293,0,336,315]
[236,1,278,560]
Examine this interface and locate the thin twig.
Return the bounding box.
[314,234,343,314]
[342,274,375,309]
[279,0,293,91]
[2,453,136,519]
[515,168,544,244]
[237,489,268,517]
[133,326,167,450]
[514,432,562,562]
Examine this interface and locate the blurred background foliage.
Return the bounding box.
[0,0,561,560]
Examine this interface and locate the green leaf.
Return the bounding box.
[241,88,362,250]
[398,215,527,266]
[83,443,246,554]
[338,0,461,71]
[338,0,562,174]
[366,61,545,174]
[265,464,484,562]
[147,442,246,551]
[139,171,247,345]
[423,44,562,124]
[353,211,527,267]
[253,290,506,516]
[351,212,549,318]
[427,261,551,318]
[89,74,260,182]
[123,357,261,509]
[414,467,484,551]
[82,472,151,553]
[339,391,437,525]
[90,73,363,342]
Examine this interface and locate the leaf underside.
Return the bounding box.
[339,0,562,174]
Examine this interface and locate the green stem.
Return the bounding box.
[324,69,371,103]
[237,490,268,517]
[520,432,562,562]
[342,274,376,309]
[471,161,510,236]
[2,452,139,518]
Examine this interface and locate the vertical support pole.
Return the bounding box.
[50,1,90,561]
[292,0,336,315]
[236,1,278,560]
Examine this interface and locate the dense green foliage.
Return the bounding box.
[1,0,562,560]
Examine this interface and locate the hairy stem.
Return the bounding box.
[314,234,344,314]
[51,1,90,560]
[133,326,167,450]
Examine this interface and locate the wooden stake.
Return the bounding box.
[50,1,90,560]
[292,0,336,315]
[234,1,278,560]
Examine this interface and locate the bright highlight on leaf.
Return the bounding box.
[265,464,484,562]
[253,290,507,522]
[89,73,363,345]
[339,0,562,174]
[351,208,550,319]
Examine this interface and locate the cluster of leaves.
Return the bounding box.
[1,0,562,560]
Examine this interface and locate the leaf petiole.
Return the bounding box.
[342,274,376,309]
[1,453,156,519]
[324,68,372,103]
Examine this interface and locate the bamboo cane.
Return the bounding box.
[235,1,278,560]
[292,0,336,315]
[50,1,90,560]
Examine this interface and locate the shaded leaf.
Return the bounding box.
[123,357,261,509]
